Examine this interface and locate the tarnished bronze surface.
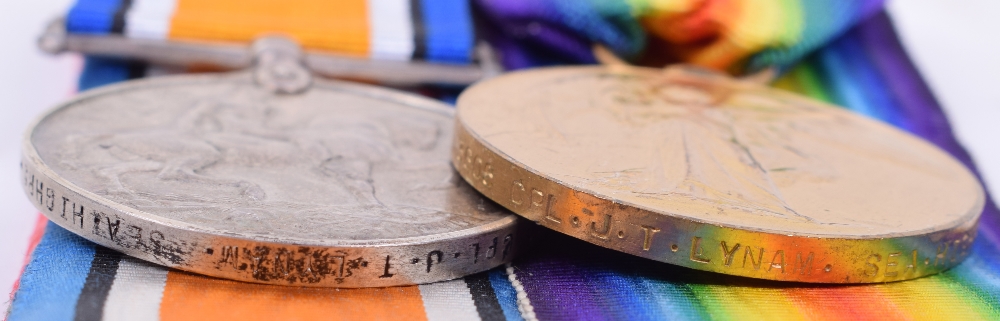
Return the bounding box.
[453,65,984,283]
[23,72,519,287]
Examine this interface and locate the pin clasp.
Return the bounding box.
[251,36,311,94]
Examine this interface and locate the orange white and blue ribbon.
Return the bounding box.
[66,0,475,64]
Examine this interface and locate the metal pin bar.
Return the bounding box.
[39,18,497,86]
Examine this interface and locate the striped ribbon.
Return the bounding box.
[477,0,885,72]
[9,8,1000,321]
[66,0,475,64]
[11,222,525,321]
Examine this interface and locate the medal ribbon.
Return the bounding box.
[13,1,1000,320]
[66,0,475,64]
[62,0,887,73]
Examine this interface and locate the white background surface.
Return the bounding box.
[0,0,997,312]
[1,0,79,312]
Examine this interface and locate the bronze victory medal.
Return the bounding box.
[22,72,519,287]
[453,66,984,283]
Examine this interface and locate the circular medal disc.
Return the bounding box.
[22,72,519,287]
[453,66,984,283]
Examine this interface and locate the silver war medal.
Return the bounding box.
[22,37,519,287]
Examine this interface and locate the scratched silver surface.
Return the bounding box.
[21,73,519,287]
[32,73,509,241]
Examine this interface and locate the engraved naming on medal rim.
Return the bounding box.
[452,65,984,283]
[23,73,519,287]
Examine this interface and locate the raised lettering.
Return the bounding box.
[106,217,120,241]
[249,247,266,277]
[331,255,346,278]
[35,180,43,206]
[543,194,561,224]
[640,226,660,251]
[486,237,498,259]
[510,181,526,206]
[794,252,814,275]
[91,211,102,235]
[743,246,765,270]
[60,197,70,219]
[952,240,962,263]
[45,188,55,211]
[885,252,901,277]
[769,250,785,273]
[590,214,613,240]
[303,255,314,278]
[531,189,545,207]
[427,250,443,273]
[689,237,711,264]
[904,250,918,275]
[72,203,85,228]
[935,243,949,266]
[471,157,482,179]
[470,243,481,264]
[379,255,394,278]
[221,246,240,268]
[470,157,493,187]
[462,145,474,170]
[502,234,514,259]
[720,241,741,267]
[865,254,882,277]
[273,250,289,277]
[480,160,493,187]
[122,225,143,249]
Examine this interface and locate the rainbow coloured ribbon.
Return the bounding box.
[477,0,885,72]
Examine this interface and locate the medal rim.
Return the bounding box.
[455,66,984,240]
[452,66,984,283]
